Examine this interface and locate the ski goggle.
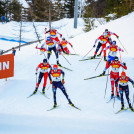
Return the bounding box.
[53,68,58,70]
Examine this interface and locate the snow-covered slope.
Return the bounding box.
[0,12,134,134]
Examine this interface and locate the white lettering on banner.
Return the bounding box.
[0,61,9,70]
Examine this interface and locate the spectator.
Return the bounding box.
[6,17,9,23]
[1,16,6,24]
[12,47,16,56]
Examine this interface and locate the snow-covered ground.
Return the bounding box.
[0,12,134,134]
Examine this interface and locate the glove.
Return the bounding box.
[108,61,111,65]
[50,80,52,84]
[62,79,65,84]
[93,44,96,48]
[71,45,73,48]
[60,34,62,38]
[117,36,119,39]
[35,72,38,75]
[123,62,126,66]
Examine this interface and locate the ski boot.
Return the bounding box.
[117,94,120,100]
[121,103,124,110]
[97,52,101,57]
[53,102,57,108]
[104,56,107,61]
[91,55,96,59]
[33,87,38,94]
[57,61,61,66]
[129,104,134,111]
[111,94,114,99]
[68,100,74,106]
[42,87,45,94]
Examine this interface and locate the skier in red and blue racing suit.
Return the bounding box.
[115,71,134,111]
[48,64,74,107]
[33,59,51,94]
[100,56,127,99]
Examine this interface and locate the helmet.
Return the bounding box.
[53,64,58,69]
[114,56,119,62]
[47,36,51,41]
[103,32,107,38]
[121,71,126,76]
[43,59,47,63]
[105,29,108,33]
[62,37,65,40]
[112,41,116,45]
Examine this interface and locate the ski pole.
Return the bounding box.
[47,84,51,90]
[118,39,128,54]
[104,69,109,98]
[95,55,104,71]
[72,47,77,54]
[132,93,134,107]
[113,97,115,108]
[61,53,71,65]
[119,51,122,62]
[82,47,94,59]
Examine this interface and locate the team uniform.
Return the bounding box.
[59,39,73,54]
[115,72,134,111]
[46,29,62,43]
[48,65,73,107]
[104,41,123,62]
[41,37,61,65]
[97,29,119,56]
[102,57,127,98]
[92,33,110,61]
[34,59,51,94]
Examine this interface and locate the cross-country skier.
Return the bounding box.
[58,37,73,54]
[45,27,62,43]
[41,36,61,66]
[115,71,134,111]
[100,56,127,99]
[35,46,47,55]
[104,40,124,63]
[48,64,74,107]
[91,32,110,61]
[33,59,51,94]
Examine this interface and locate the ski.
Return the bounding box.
[47,105,60,111]
[84,74,110,80]
[115,108,129,114]
[58,65,72,71]
[79,57,101,61]
[69,104,81,110]
[70,54,79,56]
[39,91,50,99]
[27,93,36,98]
[106,97,115,103]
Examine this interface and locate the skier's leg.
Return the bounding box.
[119,85,124,109]
[47,47,52,60]
[42,72,48,93]
[52,82,58,107]
[110,72,114,97]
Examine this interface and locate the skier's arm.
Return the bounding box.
[128,77,134,86]
[56,31,62,37]
[61,70,65,84]
[120,62,127,70]
[48,71,52,81]
[110,32,119,38]
[46,30,50,34]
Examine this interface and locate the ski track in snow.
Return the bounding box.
[1,12,134,134]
